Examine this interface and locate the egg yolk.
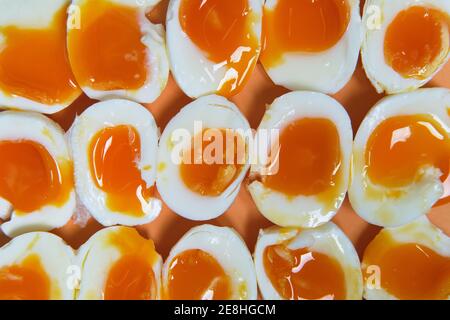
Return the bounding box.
[0,140,73,214]
[67,0,147,91]
[363,233,450,300]
[89,125,154,217]
[0,6,79,105]
[178,0,260,96]
[264,244,346,300]
[261,0,350,67]
[384,6,449,79]
[166,249,232,300]
[0,254,51,300]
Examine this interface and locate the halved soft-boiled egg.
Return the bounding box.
[70,99,161,226]
[166,0,263,98]
[260,0,362,94]
[0,112,75,237]
[162,225,257,300]
[157,95,251,220]
[248,91,353,228]
[76,226,162,300]
[349,88,450,227]
[362,217,450,300]
[362,0,450,94]
[0,0,81,113]
[0,232,75,300]
[67,0,169,103]
[254,222,363,300]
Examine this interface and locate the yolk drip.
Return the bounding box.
[384,6,449,79]
[0,254,51,300]
[363,233,450,300]
[264,244,346,300]
[166,249,232,300]
[67,0,147,91]
[180,129,245,197]
[178,0,260,96]
[0,6,79,105]
[0,140,72,214]
[261,0,350,67]
[89,125,154,217]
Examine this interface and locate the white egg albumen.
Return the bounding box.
[349,88,450,227]
[248,91,353,228]
[166,0,263,98]
[254,222,363,300]
[0,111,76,237]
[162,224,258,300]
[361,0,450,94]
[261,0,362,94]
[157,95,251,221]
[70,99,161,226]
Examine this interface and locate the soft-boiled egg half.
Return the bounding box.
[70,99,161,226]
[166,0,263,98]
[67,0,169,103]
[260,0,362,94]
[0,232,75,300]
[362,0,450,94]
[0,0,81,113]
[248,91,353,228]
[162,225,257,300]
[349,88,450,227]
[76,226,162,300]
[157,95,251,220]
[362,217,450,300]
[254,223,363,300]
[0,111,75,237]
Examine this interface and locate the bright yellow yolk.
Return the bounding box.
[89,125,154,217]
[264,244,346,300]
[104,228,158,300]
[178,0,260,96]
[261,0,350,67]
[0,140,73,214]
[384,6,449,79]
[363,232,450,300]
[0,6,79,105]
[67,0,147,91]
[166,249,232,300]
[0,254,51,300]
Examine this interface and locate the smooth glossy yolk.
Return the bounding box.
[179,0,260,96]
[0,254,51,300]
[261,0,350,67]
[264,244,346,300]
[166,249,232,300]
[180,129,245,197]
[363,233,450,300]
[0,140,72,214]
[89,125,153,217]
[384,6,449,79]
[0,6,79,105]
[104,228,158,300]
[68,0,147,91]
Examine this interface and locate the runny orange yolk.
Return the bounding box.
[104,228,158,300]
[67,0,147,91]
[264,244,346,300]
[0,254,51,300]
[178,0,260,96]
[166,249,232,300]
[0,6,79,105]
[384,6,449,79]
[89,125,154,217]
[363,233,450,300]
[0,140,73,214]
[261,0,350,67]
